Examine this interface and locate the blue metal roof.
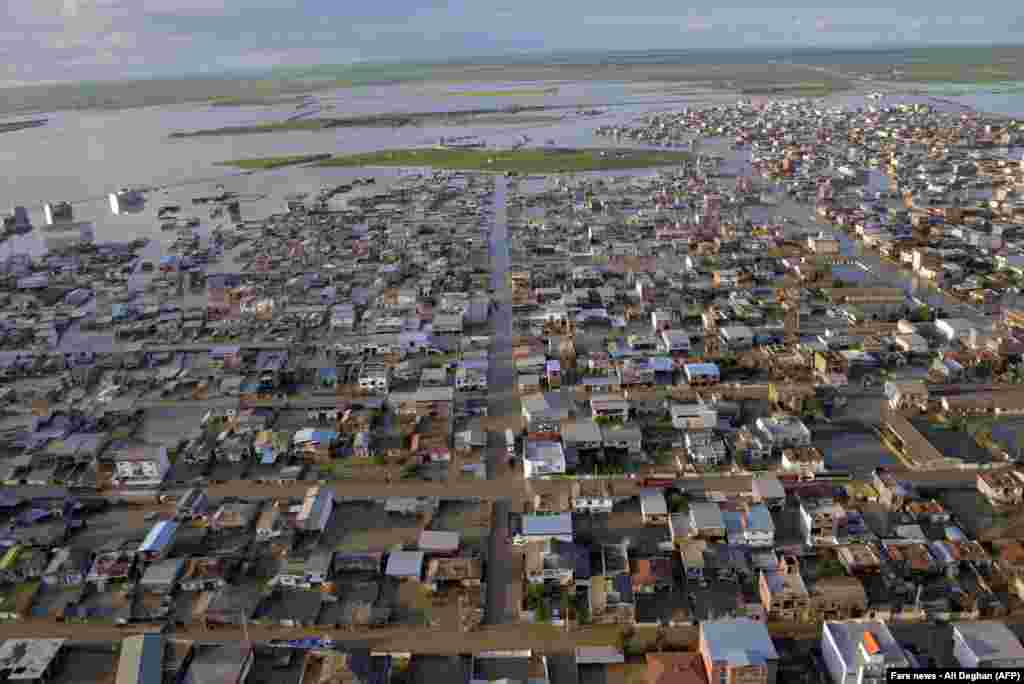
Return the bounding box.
[702,618,778,662]
[139,521,178,553]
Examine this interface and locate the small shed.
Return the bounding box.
[385,551,425,581]
[418,530,461,555]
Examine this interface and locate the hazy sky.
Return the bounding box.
[2,0,1019,86]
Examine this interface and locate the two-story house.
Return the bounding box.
[821,621,912,684]
[111,445,170,488]
[759,556,811,622]
[699,618,778,684]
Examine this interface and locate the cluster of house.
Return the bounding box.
[510,465,1024,628]
[0,169,505,487]
[6,614,1024,684]
[0,486,485,631]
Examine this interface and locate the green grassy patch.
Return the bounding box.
[216,154,331,170]
[445,87,559,98]
[896,64,1018,84]
[740,81,838,96]
[313,147,691,173]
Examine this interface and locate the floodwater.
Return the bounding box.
[0,79,726,211]
[2,78,1021,282]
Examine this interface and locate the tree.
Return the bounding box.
[526,583,545,610]
[617,625,637,653]
[654,624,671,652]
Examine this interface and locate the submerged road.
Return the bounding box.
[485,174,517,626]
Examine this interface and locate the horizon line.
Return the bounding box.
[4,41,1023,91]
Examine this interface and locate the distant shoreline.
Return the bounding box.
[0,118,46,134]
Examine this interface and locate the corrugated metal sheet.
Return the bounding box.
[116,635,163,684]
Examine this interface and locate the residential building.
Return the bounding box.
[821,621,912,684]
[385,551,425,581]
[42,547,91,586]
[686,430,728,467]
[756,416,812,450]
[0,639,65,684]
[759,556,810,621]
[780,446,825,478]
[953,621,1024,668]
[679,540,708,580]
[690,503,726,541]
[684,363,721,386]
[115,635,163,684]
[721,325,755,350]
[640,489,669,525]
[699,618,778,684]
[662,330,692,355]
[632,557,675,594]
[672,401,718,430]
[525,539,589,586]
[810,576,868,620]
[884,381,929,411]
[418,530,461,556]
[562,420,604,453]
[800,500,844,546]
[517,513,574,544]
[296,486,335,533]
[137,521,179,561]
[175,487,210,521]
[358,363,390,394]
[836,545,882,575]
[752,476,786,511]
[936,318,975,343]
[523,440,567,479]
[571,480,614,514]
[601,423,643,453]
[187,644,254,684]
[647,653,709,684]
[111,445,170,487]
[745,505,775,547]
[977,470,1024,506]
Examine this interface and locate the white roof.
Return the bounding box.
[640,489,668,515]
[522,512,573,537]
[385,550,425,578]
[0,639,65,680]
[752,475,786,500]
[418,530,460,552]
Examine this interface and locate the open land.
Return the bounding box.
[219,148,693,173]
[167,106,553,138]
[444,87,560,97]
[215,154,333,170]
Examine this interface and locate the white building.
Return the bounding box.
[516,513,573,544]
[661,330,692,354]
[745,504,775,547]
[112,447,170,487]
[936,318,975,344]
[821,621,912,684]
[358,364,390,394]
[756,416,812,449]
[953,621,1024,669]
[720,325,755,349]
[296,486,334,533]
[43,201,73,225]
[684,362,720,386]
[671,401,717,430]
[523,441,567,479]
[108,188,145,215]
[685,430,727,466]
